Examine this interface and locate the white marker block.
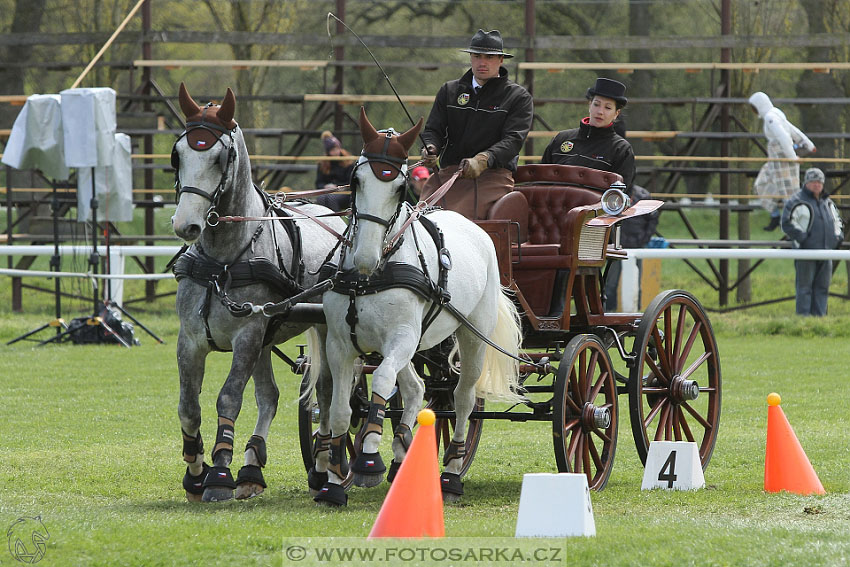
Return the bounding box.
[641,441,705,490]
[515,473,595,537]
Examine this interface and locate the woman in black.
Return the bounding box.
[541,77,634,189]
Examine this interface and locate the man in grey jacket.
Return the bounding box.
[780,167,844,315]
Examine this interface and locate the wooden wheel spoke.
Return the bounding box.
[678,319,703,371]
[673,406,682,441]
[582,440,592,476]
[574,435,585,473]
[564,373,583,414]
[680,351,711,381]
[678,409,696,443]
[654,401,672,441]
[663,307,674,373]
[588,436,603,470]
[589,370,609,401]
[643,395,667,429]
[649,327,672,385]
[673,304,688,370]
[564,417,581,431]
[682,401,712,430]
[591,425,612,444]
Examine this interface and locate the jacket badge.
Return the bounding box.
[457,93,470,106]
[560,141,574,153]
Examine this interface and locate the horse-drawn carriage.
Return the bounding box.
[296,113,721,496]
[170,86,720,504]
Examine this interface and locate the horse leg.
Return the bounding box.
[352,333,419,488]
[387,362,425,483]
[314,334,357,506]
[440,328,486,502]
[308,355,334,496]
[234,348,278,500]
[177,334,209,502]
[202,337,263,502]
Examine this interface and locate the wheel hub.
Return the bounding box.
[581,402,611,431]
[671,376,700,402]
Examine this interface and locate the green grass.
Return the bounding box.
[2,207,850,565]
[2,311,850,565]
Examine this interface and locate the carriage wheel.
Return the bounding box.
[552,334,618,491]
[297,372,359,489]
[628,290,721,469]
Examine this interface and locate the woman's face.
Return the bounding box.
[327,146,342,157]
[588,96,620,128]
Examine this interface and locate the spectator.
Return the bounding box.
[542,77,635,190]
[419,29,533,219]
[315,130,355,211]
[780,167,844,316]
[409,166,431,200]
[749,91,816,231]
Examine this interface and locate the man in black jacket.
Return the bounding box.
[419,29,533,219]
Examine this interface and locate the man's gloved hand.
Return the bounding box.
[460,152,491,179]
[421,144,439,168]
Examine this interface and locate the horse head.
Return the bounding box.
[350,107,422,275]
[171,82,242,243]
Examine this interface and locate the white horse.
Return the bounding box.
[309,107,523,506]
[170,83,345,502]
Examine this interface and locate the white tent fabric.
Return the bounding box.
[77,133,134,222]
[1,94,70,180]
[59,87,116,168]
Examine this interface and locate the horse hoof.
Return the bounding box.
[202,487,234,502]
[353,472,385,488]
[351,452,386,488]
[235,483,264,500]
[314,482,348,506]
[185,491,203,503]
[442,491,462,504]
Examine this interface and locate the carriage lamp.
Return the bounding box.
[601,181,630,216]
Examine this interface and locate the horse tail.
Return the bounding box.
[475,290,525,404]
[299,326,323,405]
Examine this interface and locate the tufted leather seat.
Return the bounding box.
[486,164,623,316]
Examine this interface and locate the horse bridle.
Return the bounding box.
[171,104,237,226]
[348,129,411,252]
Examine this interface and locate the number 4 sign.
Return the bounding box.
[641,441,706,490]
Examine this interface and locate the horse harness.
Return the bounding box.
[329,131,453,357]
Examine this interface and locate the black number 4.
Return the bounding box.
[658,450,678,488]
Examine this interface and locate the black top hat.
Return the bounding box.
[460,29,514,58]
[586,78,628,106]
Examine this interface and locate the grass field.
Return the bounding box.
[2,207,850,566]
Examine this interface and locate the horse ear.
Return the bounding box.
[218,88,236,129]
[179,82,201,119]
[359,106,379,145]
[396,117,423,155]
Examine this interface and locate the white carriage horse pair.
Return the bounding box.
[170,82,522,505]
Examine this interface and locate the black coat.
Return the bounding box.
[422,67,533,171]
[541,118,635,190]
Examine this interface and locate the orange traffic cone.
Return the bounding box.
[764,392,825,495]
[368,409,444,538]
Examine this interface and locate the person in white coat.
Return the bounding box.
[749,91,816,231]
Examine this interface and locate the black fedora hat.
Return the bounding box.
[586,78,628,106]
[460,29,514,58]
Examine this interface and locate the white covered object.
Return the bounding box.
[1,94,70,180]
[515,473,595,537]
[77,133,134,222]
[59,87,116,167]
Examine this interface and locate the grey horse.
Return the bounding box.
[171,83,345,501]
